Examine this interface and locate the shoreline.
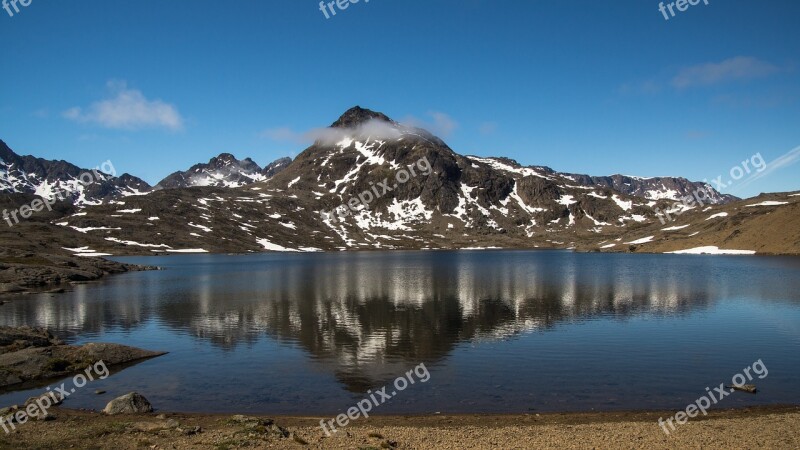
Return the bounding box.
[3,247,800,298]
[1,404,797,449]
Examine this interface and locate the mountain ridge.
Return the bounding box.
[154,153,292,190]
[2,106,795,266]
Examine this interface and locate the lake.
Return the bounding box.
[1,250,799,415]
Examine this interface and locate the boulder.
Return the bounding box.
[102,392,153,415]
[728,384,758,394]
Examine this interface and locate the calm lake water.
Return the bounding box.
[1,250,799,415]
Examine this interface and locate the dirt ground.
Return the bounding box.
[0,405,797,449]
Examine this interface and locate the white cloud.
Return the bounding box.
[310,119,404,146]
[671,56,779,89]
[261,119,403,146]
[261,110,460,145]
[64,81,184,131]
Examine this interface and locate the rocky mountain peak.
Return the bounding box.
[204,153,259,171]
[0,139,16,162]
[331,106,394,128]
[212,152,237,163]
[154,152,291,190]
[0,140,151,204]
[262,157,292,178]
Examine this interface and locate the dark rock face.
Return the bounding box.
[331,105,394,128]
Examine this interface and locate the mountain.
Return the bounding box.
[577,191,800,254]
[0,139,151,205]
[154,153,292,190]
[563,173,737,204]
[261,157,292,179]
[2,106,796,266]
[43,106,782,257]
[0,139,293,204]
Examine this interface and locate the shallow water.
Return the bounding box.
[1,250,799,415]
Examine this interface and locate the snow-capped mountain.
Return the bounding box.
[0,139,293,206]
[5,106,767,258]
[1,106,731,211]
[0,139,151,205]
[563,173,737,204]
[154,153,291,190]
[46,106,739,255]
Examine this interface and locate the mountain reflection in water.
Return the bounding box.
[1,251,798,413]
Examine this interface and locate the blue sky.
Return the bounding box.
[1,0,798,198]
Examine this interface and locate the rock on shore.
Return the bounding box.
[0,326,166,387]
[103,392,154,415]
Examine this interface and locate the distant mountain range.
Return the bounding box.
[0,140,150,205]
[0,140,292,203]
[154,154,291,190]
[0,108,734,207]
[1,106,798,261]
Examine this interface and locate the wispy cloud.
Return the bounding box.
[732,145,800,193]
[262,119,403,146]
[63,81,184,131]
[619,57,781,96]
[671,56,779,89]
[401,111,459,137]
[311,119,404,145]
[262,110,460,145]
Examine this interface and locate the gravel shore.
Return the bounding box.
[0,405,797,449]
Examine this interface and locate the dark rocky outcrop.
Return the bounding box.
[0,327,167,387]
